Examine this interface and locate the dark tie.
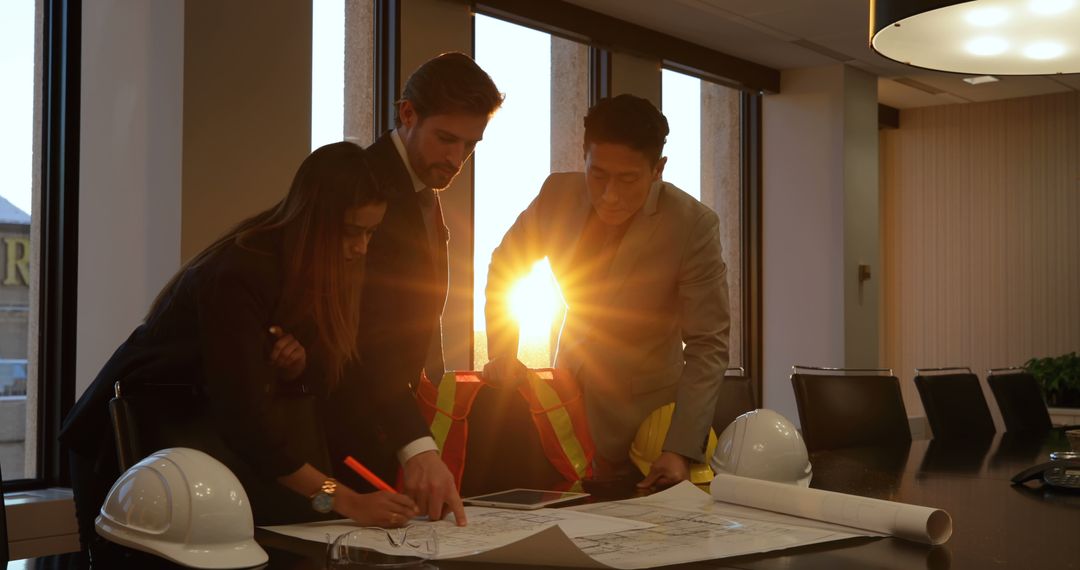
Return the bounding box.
[416,188,445,251]
[417,187,435,209]
[417,188,447,382]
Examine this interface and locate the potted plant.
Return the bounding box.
[1024,352,1080,408]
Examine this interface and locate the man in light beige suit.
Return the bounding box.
[484,95,730,487]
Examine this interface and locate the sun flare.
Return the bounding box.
[508,258,565,345]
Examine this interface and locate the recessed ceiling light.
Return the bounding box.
[1029,0,1075,15]
[966,7,1011,25]
[962,75,1001,84]
[1023,41,1066,58]
[966,37,1010,56]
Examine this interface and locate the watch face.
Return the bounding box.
[312,492,334,514]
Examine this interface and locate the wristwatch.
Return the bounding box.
[311,478,338,514]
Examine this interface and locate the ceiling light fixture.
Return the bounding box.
[962,75,1000,84]
[871,0,1080,74]
[964,7,1010,25]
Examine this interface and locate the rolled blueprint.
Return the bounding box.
[709,473,952,545]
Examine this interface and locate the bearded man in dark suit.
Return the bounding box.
[330,52,502,525]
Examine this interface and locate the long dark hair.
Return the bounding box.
[149,141,385,385]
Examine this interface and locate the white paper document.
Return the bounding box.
[264,478,951,568]
[565,483,868,569]
[263,506,650,566]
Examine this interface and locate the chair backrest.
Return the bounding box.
[109,382,142,472]
[914,368,996,439]
[1,461,8,564]
[712,374,757,434]
[790,366,911,452]
[109,380,206,472]
[70,379,206,549]
[987,369,1053,432]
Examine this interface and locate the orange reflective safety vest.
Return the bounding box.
[516,369,595,482]
[415,371,486,486]
[415,369,595,490]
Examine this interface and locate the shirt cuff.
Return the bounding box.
[397,436,438,465]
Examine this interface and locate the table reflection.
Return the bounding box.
[17,430,1079,570]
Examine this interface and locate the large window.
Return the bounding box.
[311,0,346,151]
[1,0,37,482]
[662,68,745,371]
[312,4,757,383]
[473,15,588,368]
[313,0,376,149]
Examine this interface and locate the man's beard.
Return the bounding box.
[423,163,460,190]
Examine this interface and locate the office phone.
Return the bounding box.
[1011,459,1080,489]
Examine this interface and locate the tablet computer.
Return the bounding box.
[462,488,590,510]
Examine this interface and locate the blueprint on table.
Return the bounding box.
[264,482,883,568]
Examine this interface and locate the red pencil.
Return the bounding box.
[344,455,397,494]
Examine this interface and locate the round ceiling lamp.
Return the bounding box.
[870,0,1080,74]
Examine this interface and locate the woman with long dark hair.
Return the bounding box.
[62,142,418,546]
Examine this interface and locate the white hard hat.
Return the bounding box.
[710,409,812,487]
[96,447,269,569]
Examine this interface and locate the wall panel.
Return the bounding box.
[881,92,1080,424]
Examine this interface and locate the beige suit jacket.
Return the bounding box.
[485,172,730,462]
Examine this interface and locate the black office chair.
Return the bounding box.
[108,379,210,470]
[712,370,757,434]
[914,367,996,439]
[790,365,911,452]
[71,379,207,547]
[986,368,1053,432]
[1,461,7,564]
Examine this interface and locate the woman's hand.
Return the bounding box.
[335,487,420,528]
[268,325,306,381]
[279,465,418,528]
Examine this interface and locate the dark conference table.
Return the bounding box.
[16,429,1080,569]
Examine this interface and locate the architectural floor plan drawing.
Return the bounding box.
[264,505,650,562]
[426,507,652,558]
[266,480,944,568]
[571,497,862,569]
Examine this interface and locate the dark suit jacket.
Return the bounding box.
[350,133,447,450]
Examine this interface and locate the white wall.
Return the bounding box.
[842,67,880,369]
[76,0,183,396]
[762,65,881,425]
[181,0,312,261]
[611,51,661,107]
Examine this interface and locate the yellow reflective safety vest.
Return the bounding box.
[416,371,485,487]
[515,369,595,482]
[415,369,595,490]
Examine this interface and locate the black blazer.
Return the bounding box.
[352,132,447,450]
[61,233,322,474]
[61,229,428,532]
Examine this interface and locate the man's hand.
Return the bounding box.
[402,450,467,525]
[481,356,528,388]
[637,451,690,489]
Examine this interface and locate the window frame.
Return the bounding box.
[468,4,764,402]
[373,0,400,138]
[6,0,81,491]
[658,64,759,386]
